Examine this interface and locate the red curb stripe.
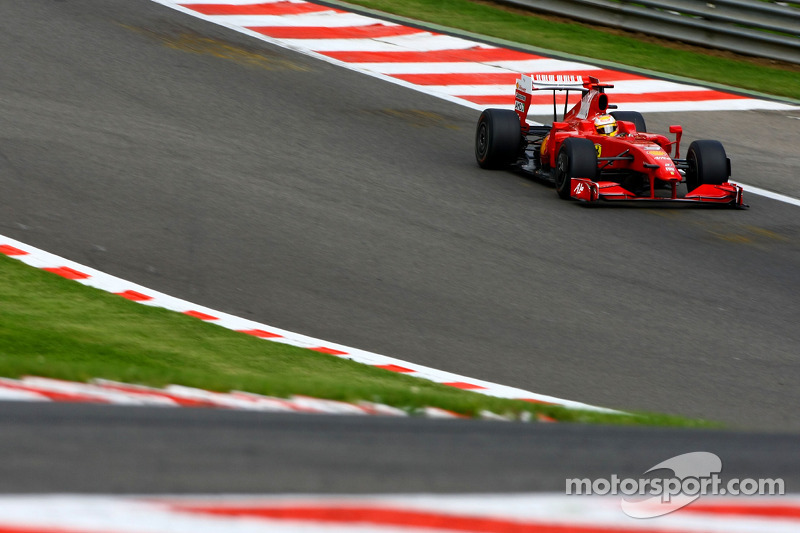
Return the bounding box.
[238,328,283,338]
[182,2,339,16]
[376,364,414,373]
[310,347,349,355]
[393,72,522,86]
[455,92,580,107]
[115,290,154,301]
[442,382,487,390]
[250,24,423,39]
[0,244,28,255]
[91,382,218,407]
[522,398,557,405]
[681,502,800,519]
[320,47,543,63]
[0,382,109,404]
[168,504,694,533]
[183,310,219,320]
[42,266,90,280]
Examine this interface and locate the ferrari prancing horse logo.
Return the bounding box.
[594,144,602,157]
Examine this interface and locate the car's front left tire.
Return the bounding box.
[555,137,598,199]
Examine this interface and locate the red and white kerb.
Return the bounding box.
[154,0,797,115]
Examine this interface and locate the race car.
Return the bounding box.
[475,74,746,207]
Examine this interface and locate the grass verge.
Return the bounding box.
[336,0,800,101]
[0,253,718,427]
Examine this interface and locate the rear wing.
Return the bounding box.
[515,74,610,125]
[525,74,586,92]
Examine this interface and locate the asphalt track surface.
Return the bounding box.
[0,402,798,493]
[1,0,800,492]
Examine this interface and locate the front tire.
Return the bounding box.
[555,138,598,199]
[685,140,729,192]
[475,109,522,169]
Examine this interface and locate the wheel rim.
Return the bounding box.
[686,148,698,189]
[556,153,568,189]
[477,122,488,159]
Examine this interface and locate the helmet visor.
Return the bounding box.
[596,123,617,135]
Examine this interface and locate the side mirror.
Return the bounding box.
[669,125,683,134]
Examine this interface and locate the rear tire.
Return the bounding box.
[685,140,729,192]
[611,111,646,133]
[555,138,598,199]
[475,109,522,169]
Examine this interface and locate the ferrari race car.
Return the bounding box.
[475,74,747,207]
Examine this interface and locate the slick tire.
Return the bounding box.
[555,137,598,200]
[610,111,647,133]
[685,140,730,192]
[475,109,522,169]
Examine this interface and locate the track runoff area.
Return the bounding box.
[3,0,797,530]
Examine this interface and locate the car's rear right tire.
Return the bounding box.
[475,109,522,169]
[685,140,729,192]
[610,111,647,133]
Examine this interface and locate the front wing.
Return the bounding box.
[569,179,748,208]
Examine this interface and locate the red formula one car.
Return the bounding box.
[475,74,746,207]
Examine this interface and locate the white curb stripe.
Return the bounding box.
[271,34,477,52]
[349,60,594,75]
[201,13,385,27]
[0,387,50,402]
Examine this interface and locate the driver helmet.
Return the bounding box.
[593,114,618,136]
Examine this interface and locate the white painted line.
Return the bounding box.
[735,183,800,207]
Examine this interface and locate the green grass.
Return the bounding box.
[0,254,718,427]
[337,0,800,101]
